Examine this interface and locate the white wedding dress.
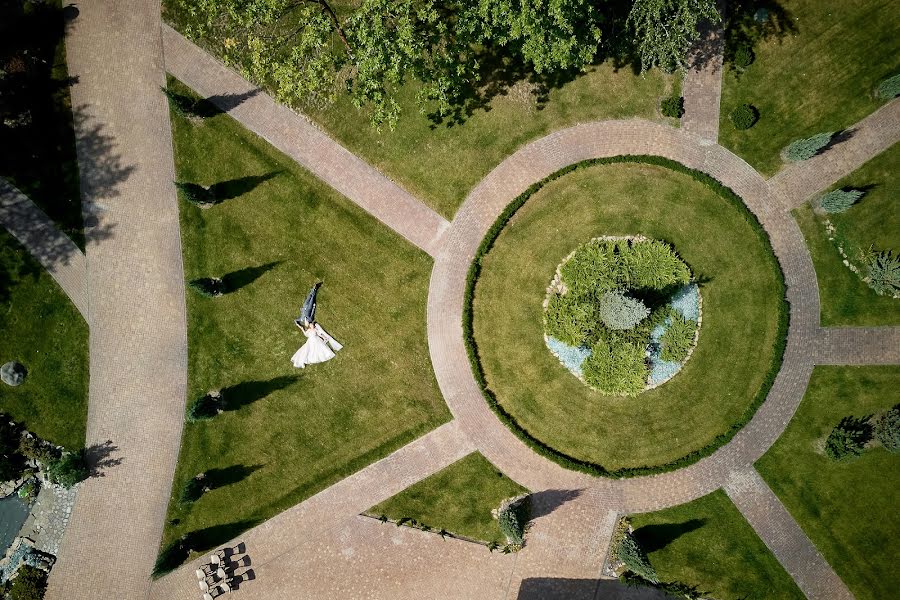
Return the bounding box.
[291,324,343,368]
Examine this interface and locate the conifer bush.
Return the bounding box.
[876,74,900,99]
[874,404,900,453]
[824,415,872,460]
[47,451,89,488]
[784,132,833,161]
[661,95,684,118]
[819,189,863,213]
[188,277,226,298]
[729,103,758,130]
[617,532,658,583]
[865,249,900,296]
[660,312,696,362]
[733,45,754,69]
[597,291,650,330]
[175,181,217,207]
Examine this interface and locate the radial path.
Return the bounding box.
[681,13,725,141]
[45,2,187,599]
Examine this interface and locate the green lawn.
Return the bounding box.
[719,0,900,176]
[0,231,88,450]
[0,0,83,247]
[793,142,899,326]
[756,366,900,600]
[472,163,784,472]
[368,452,528,544]
[630,490,803,600]
[160,78,450,566]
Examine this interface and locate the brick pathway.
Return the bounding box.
[724,468,853,600]
[681,14,725,141]
[0,179,89,318]
[44,2,188,599]
[816,326,900,365]
[161,25,449,257]
[769,99,900,209]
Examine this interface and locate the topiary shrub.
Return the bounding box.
[597,290,650,330]
[819,189,864,213]
[784,132,834,161]
[661,95,684,118]
[161,86,203,119]
[187,392,223,422]
[7,565,48,600]
[874,404,900,452]
[865,249,900,296]
[876,73,900,99]
[733,45,754,69]
[659,312,695,362]
[188,277,226,298]
[582,338,647,396]
[496,496,527,548]
[175,181,217,207]
[617,532,658,584]
[729,103,758,130]
[824,415,872,460]
[47,450,89,488]
[179,473,208,505]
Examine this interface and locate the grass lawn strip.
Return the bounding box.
[367,452,528,545]
[755,366,900,600]
[471,161,784,474]
[160,77,450,566]
[0,230,88,450]
[630,490,804,599]
[719,0,900,176]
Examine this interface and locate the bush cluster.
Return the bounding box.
[819,189,863,213]
[784,132,833,161]
[617,532,658,583]
[865,248,899,296]
[733,45,754,69]
[6,565,47,600]
[47,451,90,488]
[729,103,758,130]
[659,311,695,362]
[824,415,872,460]
[876,73,900,99]
[661,95,684,118]
[874,404,900,452]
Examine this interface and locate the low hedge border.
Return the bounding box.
[462,155,789,478]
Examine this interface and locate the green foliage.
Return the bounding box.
[188,277,226,298]
[7,565,47,600]
[187,392,222,422]
[597,290,650,330]
[544,292,596,346]
[733,45,754,69]
[824,415,872,460]
[175,181,216,207]
[0,415,24,481]
[819,189,864,213]
[875,73,900,99]
[180,474,207,505]
[628,0,720,72]
[661,95,684,118]
[865,248,900,295]
[874,404,900,452]
[660,312,696,362]
[497,499,526,546]
[17,479,38,501]
[619,240,691,289]
[582,338,647,396]
[161,86,199,119]
[18,435,57,466]
[47,450,89,488]
[618,532,658,583]
[729,103,758,129]
[784,132,834,161]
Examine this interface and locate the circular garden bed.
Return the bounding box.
[468,159,787,477]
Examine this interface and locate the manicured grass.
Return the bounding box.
[0,0,83,247]
[472,163,783,471]
[0,231,88,450]
[719,0,900,176]
[160,78,450,563]
[630,490,804,600]
[756,366,900,600]
[367,452,528,544]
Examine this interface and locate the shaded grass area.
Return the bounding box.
[719,0,900,176]
[0,0,83,247]
[756,366,900,600]
[0,231,88,450]
[793,140,900,326]
[631,490,804,599]
[367,452,527,545]
[472,163,783,472]
[160,77,450,568]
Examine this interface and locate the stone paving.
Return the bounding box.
[18,483,77,558]
[681,14,725,141]
[0,179,89,318]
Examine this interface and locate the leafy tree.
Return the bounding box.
[819,189,863,213]
[824,415,872,460]
[47,450,90,488]
[866,249,900,296]
[783,132,833,161]
[7,565,48,600]
[597,290,650,330]
[627,0,720,73]
[617,532,658,583]
[874,404,900,453]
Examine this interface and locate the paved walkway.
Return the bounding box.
[0,179,89,318]
[725,468,853,600]
[816,326,900,365]
[161,25,449,257]
[769,99,900,209]
[45,2,187,599]
[681,14,725,141]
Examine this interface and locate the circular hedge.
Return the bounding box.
[543,237,701,395]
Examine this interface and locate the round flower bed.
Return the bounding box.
[543,236,701,396]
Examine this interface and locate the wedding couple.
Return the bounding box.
[291,281,343,368]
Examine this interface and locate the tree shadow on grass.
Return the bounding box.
[204,464,262,491]
[209,171,282,201]
[221,261,282,293]
[633,518,706,553]
[153,520,261,577]
[724,0,798,63]
[221,376,299,412]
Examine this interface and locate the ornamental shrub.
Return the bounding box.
[559,239,620,299]
[597,291,649,330]
[187,392,223,422]
[733,45,754,69]
[582,338,647,396]
[18,435,57,466]
[7,565,47,600]
[784,132,834,161]
[660,313,695,362]
[661,95,684,118]
[876,74,900,99]
[179,473,207,505]
[819,189,863,213]
[175,181,217,207]
[824,415,872,460]
[47,450,90,488]
[544,292,597,346]
[866,249,900,296]
[617,532,658,584]
[729,103,758,130]
[161,86,202,119]
[874,404,900,452]
[498,504,525,546]
[619,240,691,290]
[188,277,226,298]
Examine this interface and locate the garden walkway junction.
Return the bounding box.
[0,1,897,598]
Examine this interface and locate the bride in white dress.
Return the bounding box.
[291,322,343,368]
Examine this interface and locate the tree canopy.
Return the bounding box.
[627,0,720,72]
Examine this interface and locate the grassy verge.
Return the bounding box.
[468,159,785,476]
[368,452,527,545]
[158,77,450,571]
[630,490,804,599]
[719,0,900,176]
[755,366,900,600]
[0,231,88,450]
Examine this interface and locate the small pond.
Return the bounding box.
[0,494,29,557]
